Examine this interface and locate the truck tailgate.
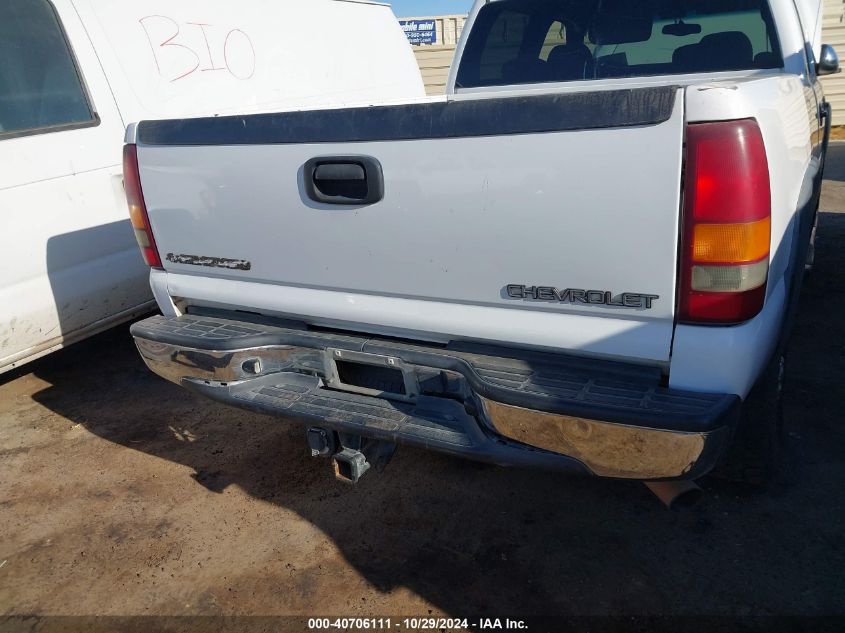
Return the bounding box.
[135,88,684,363]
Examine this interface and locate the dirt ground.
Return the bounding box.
[2,148,845,625]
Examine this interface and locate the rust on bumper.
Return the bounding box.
[481,398,712,479]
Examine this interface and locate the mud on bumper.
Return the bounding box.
[130,312,739,481]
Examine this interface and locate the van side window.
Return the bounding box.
[456,0,783,89]
[0,0,95,138]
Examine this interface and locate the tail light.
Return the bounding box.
[679,120,771,324]
[123,144,162,268]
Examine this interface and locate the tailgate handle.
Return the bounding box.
[304,156,384,205]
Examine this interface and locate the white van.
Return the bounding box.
[0,0,424,374]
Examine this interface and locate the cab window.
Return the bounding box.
[456,0,782,89]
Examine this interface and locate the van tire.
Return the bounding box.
[714,352,784,487]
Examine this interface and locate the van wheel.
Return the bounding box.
[714,352,784,487]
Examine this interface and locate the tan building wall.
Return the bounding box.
[400,15,467,95]
[822,0,845,124]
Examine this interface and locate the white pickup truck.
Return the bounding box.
[126,0,836,490]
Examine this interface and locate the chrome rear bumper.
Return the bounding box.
[132,313,738,480]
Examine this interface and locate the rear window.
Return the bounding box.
[456,0,782,88]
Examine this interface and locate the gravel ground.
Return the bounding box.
[1,149,844,625]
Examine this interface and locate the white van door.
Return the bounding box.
[0,0,153,373]
[72,0,426,124]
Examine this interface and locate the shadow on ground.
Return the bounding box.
[822,143,845,182]
[6,211,844,617]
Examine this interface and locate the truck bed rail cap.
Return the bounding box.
[135,87,678,146]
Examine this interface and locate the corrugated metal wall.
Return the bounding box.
[822,0,845,124]
[400,15,467,95]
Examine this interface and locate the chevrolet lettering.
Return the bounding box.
[505,285,659,309]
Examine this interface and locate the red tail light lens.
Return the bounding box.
[123,144,162,268]
[679,120,771,324]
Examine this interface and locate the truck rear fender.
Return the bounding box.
[670,75,816,397]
